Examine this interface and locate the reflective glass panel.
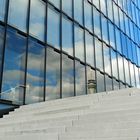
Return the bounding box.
[62,16,73,56]
[74,25,85,62]
[129,62,135,86]
[0,26,5,86]
[46,47,60,100]
[101,15,109,44]
[48,0,60,9]
[62,54,74,98]
[118,55,125,82]
[108,21,115,49]
[113,2,119,27]
[25,38,45,104]
[8,0,28,32]
[113,79,120,90]
[47,6,60,49]
[62,0,72,17]
[95,37,103,71]
[103,44,111,75]
[84,0,93,32]
[92,0,99,9]
[137,47,140,66]
[29,0,45,41]
[2,28,26,104]
[115,27,122,54]
[75,60,86,96]
[124,59,130,85]
[74,0,83,25]
[87,66,96,94]
[93,7,101,39]
[105,75,112,91]
[111,50,118,79]
[107,0,113,22]
[135,66,140,88]
[100,0,107,16]
[85,31,94,67]
[0,0,6,21]
[96,71,105,92]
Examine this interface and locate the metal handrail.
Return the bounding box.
[0,85,30,104]
[0,85,29,96]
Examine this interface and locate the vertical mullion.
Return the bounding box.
[72,0,76,96]
[23,0,30,105]
[0,0,9,95]
[60,0,62,98]
[83,0,87,95]
[44,1,48,102]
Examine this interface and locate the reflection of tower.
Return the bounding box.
[87,70,96,94]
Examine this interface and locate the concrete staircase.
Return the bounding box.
[0,88,140,140]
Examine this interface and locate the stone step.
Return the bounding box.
[8,102,91,117]
[0,112,80,125]
[12,92,140,116]
[4,102,140,123]
[6,95,140,120]
[60,128,140,137]
[0,107,140,124]
[2,107,140,125]
[0,120,72,132]
[0,133,58,140]
[59,136,138,140]
[13,88,139,113]
[73,121,140,129]
[0,126,65,134]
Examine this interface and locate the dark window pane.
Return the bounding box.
[25,38,45,104]
[47,6,60,49]
[29,0,45,41]
[75,60,86,96]
[46,47,60,100]
[1,28,26,104]
[8,0,28,32]
[62,16,73,56]
[62,54,74,98]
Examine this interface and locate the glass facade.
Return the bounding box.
[0,0,139,105]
